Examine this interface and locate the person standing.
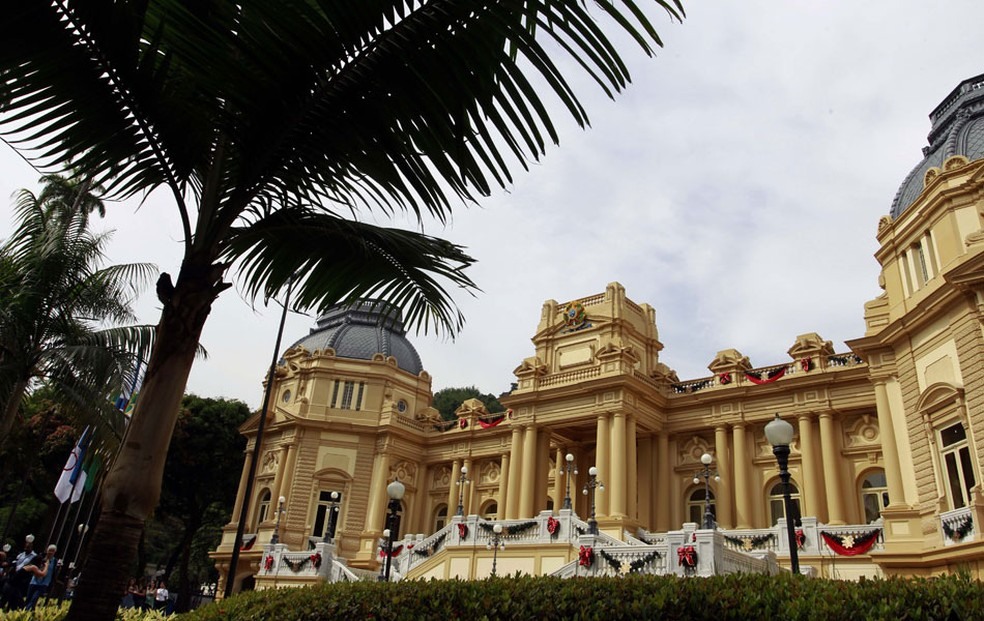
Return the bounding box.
[0,535,37,609]
[154,579,169,613]
[24,544,58,610]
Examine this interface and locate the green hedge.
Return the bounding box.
[2,601,168,621]
[175,574,983,621]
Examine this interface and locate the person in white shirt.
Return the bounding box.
[154,580,169,613]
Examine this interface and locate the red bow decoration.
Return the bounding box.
[718,372,732,385]
[795,529,805,549]
[547,516,560,536]
[457,523,469,539]
[310,553,322,569]
[459,418,468,429]
[677,545,697,568]
[800,357,812,372]
[578,545,594,568]
[263,555,274,571]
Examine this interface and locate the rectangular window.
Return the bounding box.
[939,423,977,509]
[312,490,342,539]
[355,382,365,411]
[330,381,341,408]
[924,231,940,275]
[913,242,930,284]
[340,381,355,409]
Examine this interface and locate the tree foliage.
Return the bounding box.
[145,395,250,612]
[0,175,156,445]
[432,386,505,421]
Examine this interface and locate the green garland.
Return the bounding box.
[724,533,775,551]
[598,549,662,574]
[942,517,974,542]
[412,532,448,557]
[479,520,538,536]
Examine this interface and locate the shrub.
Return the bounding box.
[176,573,984,621]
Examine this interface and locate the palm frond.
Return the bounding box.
[223,206,478,336]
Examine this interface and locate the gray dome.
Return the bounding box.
[890,73,984,219]
[286,300,423,375]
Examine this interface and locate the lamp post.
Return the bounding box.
[270,496,286,545]
[324,491,341,542]
[692,453,720,530]
[455,466,470,516]
[487,523,505,577]
[383,479,405,581]
[764,414,800,575]
[226,275,296,598]
[562,453,578,510]
[581,466,604,535]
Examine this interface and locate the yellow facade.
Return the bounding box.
[212,74,984,591]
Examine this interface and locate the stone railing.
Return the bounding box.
[539,366,602,388]
[940,506,976,546]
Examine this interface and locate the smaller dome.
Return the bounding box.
[890,73,984,219]
[285,300,423,375]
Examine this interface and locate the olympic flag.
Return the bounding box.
[54,427,90,503]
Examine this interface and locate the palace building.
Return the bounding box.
[212,73,984,590]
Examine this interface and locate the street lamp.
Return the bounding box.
[581,466,604,535]
[562,453,578,510]
[486,523,505,577]
[324,491,341,543]
[383,479,405,581]
[764,414,800,575]
[455,466,470,516]
[270,496,286,545]
[692,453,720,530]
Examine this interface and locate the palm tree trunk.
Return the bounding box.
[0,378,31,443]
[66,260,221,621]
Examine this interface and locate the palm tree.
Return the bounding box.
[0,175,156,445]
[0,2,684,618]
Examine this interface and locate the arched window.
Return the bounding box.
[860,471,889,523]
[433,504,449,532]
[768,482,801,526]
[687,488,715,524]
[481,501,498,520]
[256,489,272,526]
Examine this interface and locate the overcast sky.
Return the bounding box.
[2,1,983,409]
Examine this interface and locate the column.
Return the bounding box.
[798,414,825,522]
[637,436,653,527]
[610,413,628,517]
[414,465,432,535]
[714,426,734,529]
[505,428,523,519]
[655,432,670,531]
[518,426,538,518]
[818,412,847,525]
[626,416,638,519]
[230,450,252,524]
[269,445,291,516]
[551,448,564,512]
[874,380,906,507]
[447,459,461,516]
[497,453,510,519]
[365,452,392,534]
[463,457,474,516]
[732,424,753,529]
[595,414,611,516]
[535,431,551,513]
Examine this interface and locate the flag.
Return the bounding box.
[115,360,145,414]
[83,452,102,493]
[54,427,90,503]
